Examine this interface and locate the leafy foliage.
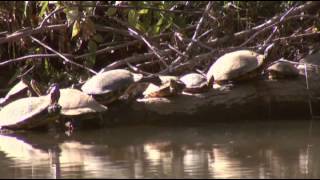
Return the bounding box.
[0,1,318,89]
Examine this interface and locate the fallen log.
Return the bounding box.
[103,74,320,124]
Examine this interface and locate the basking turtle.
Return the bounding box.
[206,50,265,87]
[143,76,185,98]
[59,88,108,119]
[265,60,299,80]
[297,51,320,74]
[81,69,161,104]
[56,88,109,131]
[180,73,208,93]
[0,84,61,131]
[0,77,40,107]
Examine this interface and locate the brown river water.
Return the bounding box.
[0,120,320,178]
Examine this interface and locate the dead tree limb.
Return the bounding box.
[0,24,67,45]
[30,36,97,74]
[0,54,73,67]
[207,1,320,47]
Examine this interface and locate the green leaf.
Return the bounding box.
[135,22,146,33]
[65,7,79,26]
[138,9,149,15]
[72,20,81,39]
[106,7,117,16]
[39,1,49,17]
[128,10,138,27]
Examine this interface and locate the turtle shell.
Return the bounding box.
[207,50,265,83]
[0,80,29,106]
[266,61,299,79]
[299,51,320,65]
[180,73,208,93]
[59,88,108,117]
[143,78,185,98]
[81,69,138,95]
[0,96,60,130]
[81,69,141,104]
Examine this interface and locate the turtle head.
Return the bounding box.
[48,83,60,105]
[169,79,185,94]
[47,83,61,114]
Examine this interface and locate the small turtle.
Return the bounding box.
[0,77,40,107]
[207,50,265,87]
[180,73,208,93]
[265,60,299,80]
[81,69,161,105]
[0,84,61,131]
[143,76,185,98]
[297,51,320,74]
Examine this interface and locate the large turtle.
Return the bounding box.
[206,50,265,87]
[143,76,185,98]
[0,77,41,107]
[265,60,299,80]
[59,88,108,119]
[180,73,208,93]
[57,88,108,131]
[0,84,61,131]
[81,69,161,104]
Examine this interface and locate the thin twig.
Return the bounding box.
[239,6,296,47]
[0,53,73,66]
[126,62,152,76]
[30,36,97,74]
[99,49,174,73]
[162,1,213,74]
[0,24,67,45]
[70,4,203,14]
[207,1,320,47]
[128,27,168,66]
[167,44,188,58]
[272,31,320,42]
[75,25,196,60]
[17,65,35,78]
[111,17,168,67]
[40,7,65,28]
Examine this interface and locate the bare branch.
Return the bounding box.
[71,4,204,14]
[40,7,65,28]
[0,54,73,67]
[100,49,174,73]
[30,36,97,74]
[207,1,320,47]
[111,17,168,67]
[0,24,67,45]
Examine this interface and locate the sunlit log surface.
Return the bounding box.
[104,72,320,123]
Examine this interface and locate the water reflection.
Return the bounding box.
[0,121,320,178]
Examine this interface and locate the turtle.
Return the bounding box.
[265,60,299,80]
[56,88,109,131]
[206,50,266,87]
[0,84,61,131]
[179,73,208,93]
[0,77,40,107]
[143,76,185,98]
[297,51,320,75]
[81,69,161,105]
[59,88,108,119]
